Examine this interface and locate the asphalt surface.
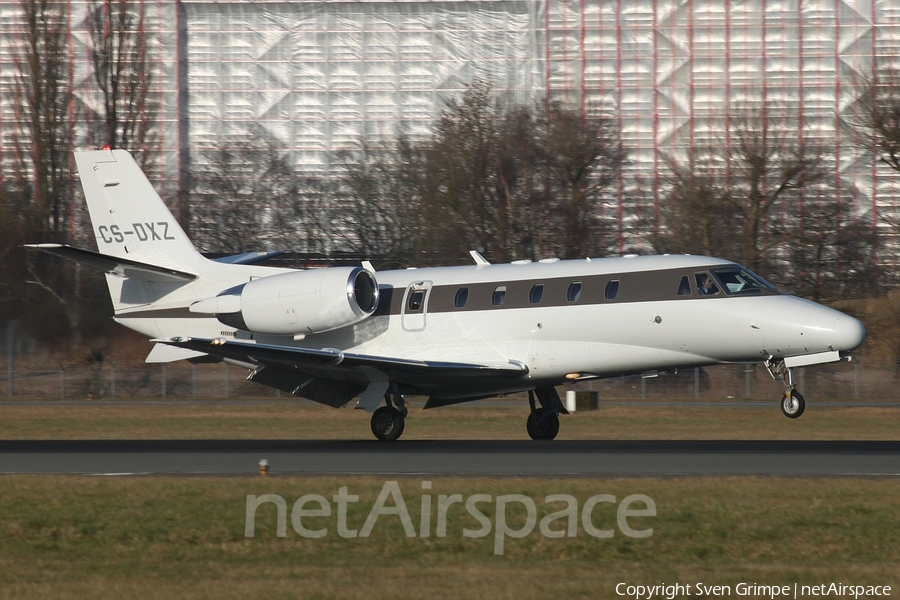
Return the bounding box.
[1,440,898,476]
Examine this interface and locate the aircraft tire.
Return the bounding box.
[780,390,805,419]
[371,406,405,441]
[526,409,560,440]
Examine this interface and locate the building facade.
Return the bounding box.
[1,0,898,254]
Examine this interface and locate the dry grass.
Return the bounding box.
[0,476,897,599]
[0,401,898,440]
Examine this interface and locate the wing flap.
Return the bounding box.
[248,365,364,408]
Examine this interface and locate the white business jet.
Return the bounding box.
[28,149,866,441]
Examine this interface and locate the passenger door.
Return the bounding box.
[401,281,432,332]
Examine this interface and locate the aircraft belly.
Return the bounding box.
[527,341,595,378]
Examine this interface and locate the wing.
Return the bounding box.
[155,337,529,408]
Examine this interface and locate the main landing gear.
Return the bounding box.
[526,387,568,440]
[371,390,408,442]
[766,358,806,419]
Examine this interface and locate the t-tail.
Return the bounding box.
[27,149,287,361]
[29,149,211,313]
[75,149,207,272]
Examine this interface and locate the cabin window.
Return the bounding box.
[492,285,507,306]
[605,280,619,300]
[567,282,582,302]
[454,287,469,308]
[695,272,720,296]
[408,290,425,311]
[529,284,544,304]
[677,276,692,296]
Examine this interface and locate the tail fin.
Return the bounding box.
[75,149,205,273]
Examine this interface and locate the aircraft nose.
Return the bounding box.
[833,313,866,352]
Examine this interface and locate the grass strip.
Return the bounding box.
[0,476,897,599]
[0,403,898,440]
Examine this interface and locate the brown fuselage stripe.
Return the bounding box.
[118,265,779,320]
[379,264,779,316]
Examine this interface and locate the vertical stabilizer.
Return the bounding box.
[75,149,204,272]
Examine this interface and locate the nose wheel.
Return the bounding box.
[780,389,805,419]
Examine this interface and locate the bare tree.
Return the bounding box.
[417,82,625,264]
[538,102,626,259]
[189,135,302,254]
[846,64,900,176]
[661,103,829,277]
[845,62,900,272]
[4,0,100,349]
[11,0,75,242]
[784,186,880,302]
[87,0,156,164]
[419,81,506,262]
[731,105,829,274]
[656,156,740,259]
[329,136,425,269]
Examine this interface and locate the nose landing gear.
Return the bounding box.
[765,357,806,419]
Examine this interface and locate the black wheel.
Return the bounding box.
[526,408,560,440]
[371,406,405,441]
[780,390,805,419]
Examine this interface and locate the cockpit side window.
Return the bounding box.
[695,272,719,296]
[710,267,778,295]
[677,276,692,296]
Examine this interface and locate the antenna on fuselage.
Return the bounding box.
[469,250,490,266]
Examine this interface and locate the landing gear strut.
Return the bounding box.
[526,387,567,440]
[766,358,806,419]
[371,390,407,442]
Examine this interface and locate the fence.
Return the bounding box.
[1,361,276,400]
[0,358,896,402]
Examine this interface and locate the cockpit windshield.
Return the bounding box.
[709,267,779,295]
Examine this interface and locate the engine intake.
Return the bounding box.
[198,267,379,335]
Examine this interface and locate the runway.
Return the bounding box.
[1,440,899,476]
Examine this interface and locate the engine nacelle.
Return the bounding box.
[192,267,379,335]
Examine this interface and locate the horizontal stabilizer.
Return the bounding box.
[211,251,284,265]
[25,244,197,283]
